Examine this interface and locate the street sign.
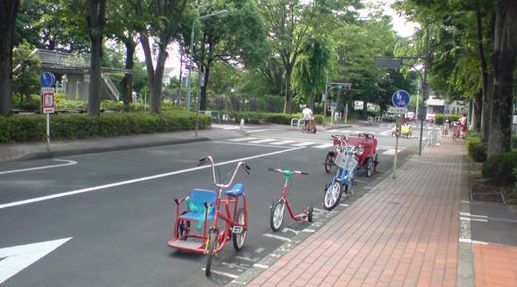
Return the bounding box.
[392,90,410,107]
[375,58,402,69]
[40,71,56,87]
[388,106,407,114]
[42,87,55,114]
[321,93,327,101]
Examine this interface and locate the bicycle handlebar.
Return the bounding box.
[198,155,250,189]
[268,168,309,175]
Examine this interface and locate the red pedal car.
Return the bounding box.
[323,133,379,177]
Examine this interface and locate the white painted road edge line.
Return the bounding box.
[0,159,77,175]
[253,263,269,269]
[262,233,292,242]
[213,141,291,149]
[201,268,239,279]
[0,147,303,210]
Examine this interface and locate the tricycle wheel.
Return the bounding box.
[232,207,247,251]
[205,229,218,276]
[373,154,379,172]
[324,153,335,173]
[323,181,342,210]
[269,200,285,232]
[307,206,314,222]
[365,158,374,178]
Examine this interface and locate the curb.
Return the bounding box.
[17,137,210,161]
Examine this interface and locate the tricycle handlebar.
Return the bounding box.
[199,155,250,189]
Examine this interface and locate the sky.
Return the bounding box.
[136,0,419,82]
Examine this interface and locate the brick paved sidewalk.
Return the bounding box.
[245,139,468,287]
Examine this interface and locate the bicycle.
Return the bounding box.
[167,155,251,276]
[302,119,317,134]
[268,168,313,232]
[323,135,360,210]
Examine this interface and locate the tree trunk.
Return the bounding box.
[0,0,19,116]
[472,89,482,132]
[150,47,168,113]
[119,40,135,111]
[476,11,491,142]
[200,62,211,111]
[283,66,293,114]
[87,0,106,117]
[487,0,517,155]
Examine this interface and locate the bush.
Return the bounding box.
[227,112,324,125]
[466,133,486,162]
[482,152,517,186]
[0,112,210,143]
[435,114,461,125]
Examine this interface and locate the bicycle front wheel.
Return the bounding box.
[205,229,218,276]
[323,181,342,210]
[269,199,285,231]
[232,208,247,251]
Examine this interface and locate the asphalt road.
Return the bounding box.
[0,123,422,287]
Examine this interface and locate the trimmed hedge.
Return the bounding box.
[435,114,461,125]
[482,152,517,186]
[228,112,324,125]
[0,113,211,143]
[466,133,487,162]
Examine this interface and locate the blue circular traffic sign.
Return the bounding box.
[40,72,56,87]
[392,90,410,108]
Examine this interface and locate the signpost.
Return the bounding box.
[41,72,56,145]
[391,90,410,178]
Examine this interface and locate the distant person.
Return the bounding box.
[302,105,313,129]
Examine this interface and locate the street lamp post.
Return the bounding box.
[186,9,229,114]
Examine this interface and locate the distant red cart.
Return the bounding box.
[323,133,379,177]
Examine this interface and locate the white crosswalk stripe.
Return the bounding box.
[382,149,403,155]
[248,139,277,144]
[312,143,334,149]
[291,142,316,147]
[229,137,257,142]
[269,140,296,145]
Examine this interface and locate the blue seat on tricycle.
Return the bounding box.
[180,189,217,221]
[225,183,245,197]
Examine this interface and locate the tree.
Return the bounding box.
[12,41,41,102]
[136,0,188,113]
[0,0,20,116]
[487,0,517,154]
[292,34,332,109]
[188,0,268,111]
[86,0,107,116]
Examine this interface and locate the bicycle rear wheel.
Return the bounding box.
[232,208,247,251]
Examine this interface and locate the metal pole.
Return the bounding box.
[418,27,430,156]
[393,115,399,178]
[324,72,328,119]
[186,18,196,113]
[46,113,50,145]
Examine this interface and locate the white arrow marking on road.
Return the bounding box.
[0,159,77,175]
[0,147,303,210]
[0,237,72,284]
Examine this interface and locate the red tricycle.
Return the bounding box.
[323,133,379,177]
[168,155,251,276]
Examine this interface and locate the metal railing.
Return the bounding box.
[36,49,90,68]
[102,75,120,101]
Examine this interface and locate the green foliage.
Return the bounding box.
[512,134,517,150]
[482,152,517,186]
[12,41,41,98]
[434,114,461,125]
[0,113,211,143]
[466,133,486,162]
[12,94,40,111]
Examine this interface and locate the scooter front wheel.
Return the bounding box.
[270,199,285,231]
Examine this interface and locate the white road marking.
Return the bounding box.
[0,237,72,284]
[247,129,276,133]
[235,256,258,262]
[213,141,290,149]
[201,268,238,279]
[0,147,303,210]
[254,247,265,253]
[269,140,296,145]
[211,124,240,130]
[248,139,276,144]
[253,263,269,269]
[262,233,292,242]
[339,203,349,207]
[291,142,315,147]
[382,149,401,155]
[302,229,316,233]
[312,143,334,149]
[229,137,257,142]
[0,159,77,175]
